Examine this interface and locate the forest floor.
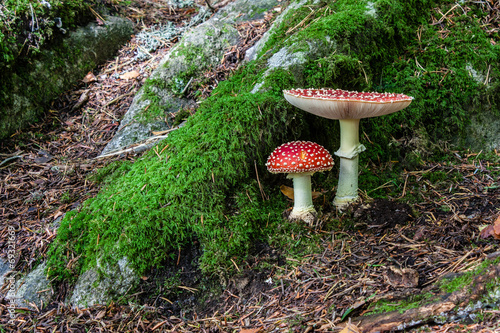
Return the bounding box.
[1,0,500,332]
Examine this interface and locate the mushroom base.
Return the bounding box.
[333,155,360,208]
[287,208,317,226]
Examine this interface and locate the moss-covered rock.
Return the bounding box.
[0,15,133,139]
[47,0,499,306]
[101,0,281,155]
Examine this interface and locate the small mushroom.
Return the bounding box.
[266,141,333,224]
[283,89,413,208]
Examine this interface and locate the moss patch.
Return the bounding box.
[367,292,438,315]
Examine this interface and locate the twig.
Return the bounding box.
[88,5,106,24]
[204,0,215,13]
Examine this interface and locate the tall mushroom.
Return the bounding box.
[283,89,413,208]
[266,141,333,225]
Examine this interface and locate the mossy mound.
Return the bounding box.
[47,0,499,287]
[47,65,305,281]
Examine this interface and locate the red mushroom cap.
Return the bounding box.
[283,88,413,120]
[266,141,334,174]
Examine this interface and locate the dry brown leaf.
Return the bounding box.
[479,215,500,239]
[280,185,324,200]
[280,185,294,200]
[120,70,140,80]
[493,215,500,235]
[71,91,89,111]
[312,190,324,199]
[384,266,419,288]
[82,71,97,83]
[480,225,495,239]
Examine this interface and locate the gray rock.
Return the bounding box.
[0,258,10,287]
[217,0,280,22]
[462,111,500,151]
[13,262,53,309]
[68,257,137,308]
[246,0,315,63]
[101,89,194,155]
[0,15,134,139]
[101,0,280,156]
[251,45,308,93]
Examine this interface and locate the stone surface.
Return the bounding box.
[13,262,53,309]
[245,0,315,63]
[101,0,280,155]
[68,257,137,308]
[0,258,10,287]
[0,15,134,139]
[463,111,500,151]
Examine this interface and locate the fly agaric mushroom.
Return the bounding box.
[266,141,333,224]
[283,89,413,208]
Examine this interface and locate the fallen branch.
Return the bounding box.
[341,263,500,333]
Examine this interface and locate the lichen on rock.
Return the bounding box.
[67,257,137,308]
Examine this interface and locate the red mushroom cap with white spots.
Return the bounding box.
[266,141,334,174]
[283,88,413,120]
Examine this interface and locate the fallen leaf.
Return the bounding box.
[493,215,500,235]
[280,185,324,200]
[312,190,324,199]
[480,225,496,239]
[120,70,140,80]
[71,91,89,111]
[95,310,106,319]
[384,266,419,288]
[479,215,500,240]
[280,185,294,200]
[82,71,97,83]
[34,151,53,164]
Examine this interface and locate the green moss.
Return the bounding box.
[368,2,500,150]
[437,258,500,294]
[88,160,133,185]
[368,292,437,315]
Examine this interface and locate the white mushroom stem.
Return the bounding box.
[334,119,366,207]
[287,172,315,218]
